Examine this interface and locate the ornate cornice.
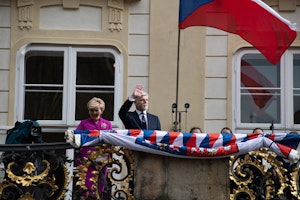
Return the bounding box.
[17,0,34,30]
[108,0,124,32]
[16,0,126,32]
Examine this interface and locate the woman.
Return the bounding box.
[77,97,112,130]
[76,97,112,199]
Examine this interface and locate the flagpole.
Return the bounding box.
[173,26,181,132]
[173,1,182,132]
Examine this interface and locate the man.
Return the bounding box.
[119,84,161,130]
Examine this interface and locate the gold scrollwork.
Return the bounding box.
[230,148,299,199]
[0,152,70,200]
[6,161,50,186]
[230,185,255,200]
[289,164,300,198]
[75,144,134,199]
[19,192,35,200]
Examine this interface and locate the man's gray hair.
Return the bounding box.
[136,91,148,100]
[141,91,148,96]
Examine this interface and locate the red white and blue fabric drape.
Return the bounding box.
[71,130,300,163]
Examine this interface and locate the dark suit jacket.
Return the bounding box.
[118,99,161,130]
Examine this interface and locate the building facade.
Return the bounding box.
[0,0,300,198]
[1,0,300,134]
[1,0,300,136]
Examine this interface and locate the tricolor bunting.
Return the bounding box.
[178,0,297,64]
[66,130,300,163]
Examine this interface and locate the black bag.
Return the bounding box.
[5,120,43,144]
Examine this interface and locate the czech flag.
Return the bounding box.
[178,0,297,64]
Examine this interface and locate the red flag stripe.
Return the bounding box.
[179,0,297,64]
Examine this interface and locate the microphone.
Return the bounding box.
[269,120,274,133]
[172,103,177,113]
[184,103,190,112]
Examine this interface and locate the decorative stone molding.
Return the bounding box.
[264,0,300,11]
[278,0,297,11]
[108,0,124,32]
[17,0,34,30]
[16,0,129,32]
[62,0,79,9]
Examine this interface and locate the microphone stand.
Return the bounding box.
[269,120,274,133]
[172,103,190,132]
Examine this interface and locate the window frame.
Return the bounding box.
[15,44,123,128]
[233,49,300,132]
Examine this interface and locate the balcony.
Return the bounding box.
[0,130,299,199]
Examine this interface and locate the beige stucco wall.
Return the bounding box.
[0,1,13,190]
[148,0,237,133]
[127,0,150,109]
[149,0,205,132]
[149,0,300,133]
[0,0,300,199]
[134,152,230,200]
[0,0,11,136]
[1,0,300,133]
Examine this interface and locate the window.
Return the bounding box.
[292,53,300,124]
[15,45,123,128]
[234,49,300,132]
[15,44,124,199]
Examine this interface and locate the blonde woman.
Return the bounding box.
[77,97,112,130]
[76,97,111,199]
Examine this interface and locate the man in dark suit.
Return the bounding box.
[119,85,161,130]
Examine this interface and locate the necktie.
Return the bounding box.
[141,113,147,129]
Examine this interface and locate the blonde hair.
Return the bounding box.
[87,97,105,112]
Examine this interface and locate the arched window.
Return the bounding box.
[234,49,300,132]
[15,44,123,128]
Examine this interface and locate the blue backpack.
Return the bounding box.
[5,120,43,144]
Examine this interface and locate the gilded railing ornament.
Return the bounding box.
[6,161,50,186]
[290,167,300,198]
[230,148,300,200]
[231,185,255,200]
[19,192,35,200]
[75,144,134,200]
[0,150,70,200]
